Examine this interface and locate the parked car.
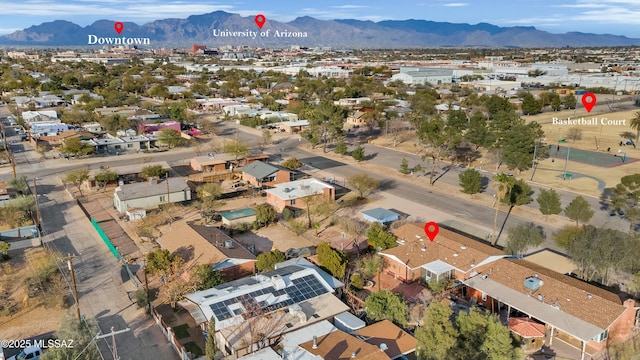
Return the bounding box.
[6,345,42,360]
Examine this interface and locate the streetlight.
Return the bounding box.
[563,146,571,179]
[618,149,627,163]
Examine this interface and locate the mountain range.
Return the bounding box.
[1,11,639,48]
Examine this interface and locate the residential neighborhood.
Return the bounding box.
[2,13,640,360]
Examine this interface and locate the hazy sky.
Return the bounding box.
[0,0,639,37]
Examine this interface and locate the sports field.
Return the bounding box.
[550,145,638,167]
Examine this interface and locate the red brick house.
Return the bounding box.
[380,223,504,282]
[241,161,293,188]
[464,258,638,359]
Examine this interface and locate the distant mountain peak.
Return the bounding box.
[1,10,638,47]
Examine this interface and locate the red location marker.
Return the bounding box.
[581,92,596,113]
[114,22,124,35]
[254,14,266,29]
[424,222,440,242]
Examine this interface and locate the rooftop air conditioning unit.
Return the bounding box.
[224,239,234,249]
[524,276,543,291]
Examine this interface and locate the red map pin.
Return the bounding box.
[424,222,440,242]
[581,92,596,113]
[254,14,266,29]
[114,22,124,35]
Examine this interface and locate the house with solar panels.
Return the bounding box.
[180,261,348,358]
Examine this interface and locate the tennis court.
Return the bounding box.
[550,145,638,168]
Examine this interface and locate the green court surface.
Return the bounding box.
[550,145,637,168]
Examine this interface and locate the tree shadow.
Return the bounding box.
[173,245,195,263]
[430,165,453,185]
[495,206,513,246]
[364,152,378,161]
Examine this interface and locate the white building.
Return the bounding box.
[389,67,454,85]
[113,177,191,213]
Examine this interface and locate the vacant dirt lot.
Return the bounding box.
[0,248,67,340]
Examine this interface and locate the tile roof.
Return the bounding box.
[299,330,391,360]
[383,223,502,271]
[508,318,545,338]
[354,320,417,358]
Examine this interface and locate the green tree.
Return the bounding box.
[608,174,640,230]
[458,168,482,195]
[223,140,250,161]
[551,93,562,111]
[504,223,545,256]
[356,254,383,278]
[536,188,562,217]
[562,93,577,109]
[347,173,380,199]
[141,164,167,179]
[256,249,286,272]
[415,302,458,360]
[281,157,303,170]
[465,111,493,150]
[158,128,183,149]
[481,314,519,360]
[364,289,408,325]
[501,179,532,207]
[41,312,100,360]
[0,241,10,260]
[399,158,410,174]
[60,137,95,157]
[521,93,542,115]
[564,195,595,226]
[63,168,90,196]
[630,111,640,145]
[334,138,348,155]
[553,225,584,248]
[205,316,216,360]
[94,169,118,188]
[299,101,346,152]
[254,203,277,226]
[317,242,347,279]
[191,264,225,291]
[145,248,182,280]
[350,274,364,289]
[351,145,366,162]
[366,222,397,250]
[502,122,544,172]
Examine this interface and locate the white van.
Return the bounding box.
[6,346,42,360]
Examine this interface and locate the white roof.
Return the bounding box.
[184,266,337,331]
[281,320,338,360]
[264,178,334,201]
[238,347,282,360]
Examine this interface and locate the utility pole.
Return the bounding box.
[33,178,42,246]
[95,327,131,360]
[67,254,81,322]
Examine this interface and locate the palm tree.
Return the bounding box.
[492,173,514,245]
[630,111,640,147]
